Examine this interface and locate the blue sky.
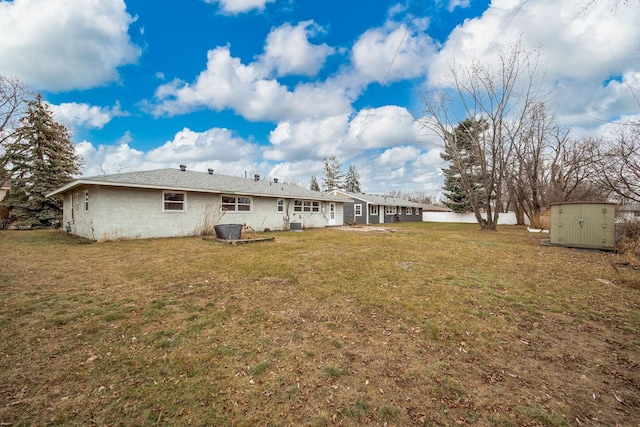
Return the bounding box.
[1,0,639,197]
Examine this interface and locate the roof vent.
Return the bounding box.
[208,168,214,175]
[179,164,187,171]
[254,174,260,181]
[273,178,278,183]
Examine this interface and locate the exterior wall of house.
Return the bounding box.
[62,186,343,240]
[388,206,422,223]
[341,200,422,224]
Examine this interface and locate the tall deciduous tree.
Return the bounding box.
[344,164,361,193]
[2,94,82,228]
[321,155,345,192]
[0,75,30,186]
[420,41,545,230]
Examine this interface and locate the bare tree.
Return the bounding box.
[387,190,434,204]
[420,42,545,230]
[592,121,640,203]
[0,76,31,185]
[546,137,604,203]
[507,104,570,227]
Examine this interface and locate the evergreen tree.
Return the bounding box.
[344,164,361,193]
[2,94,82,228]
[321,155,345,192]
[309,175,320,191]
[440,118,487,213]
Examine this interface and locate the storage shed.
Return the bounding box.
[549,202,616,250]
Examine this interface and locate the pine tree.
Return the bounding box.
[2,94,82,228]
[309,175,320,191]
[344,164,361,193]
[321,155,345,192]
[440,118,487,213]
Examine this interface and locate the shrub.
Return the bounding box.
[617,217,640,265]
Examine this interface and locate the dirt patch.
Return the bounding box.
[336,225,400,232]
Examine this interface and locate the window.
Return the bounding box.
[385,206,397,215]
[355,204,362,216]
[370,205,378,215]
[293,200,320,213]
[406,207,413,215]
[277,199,284,213]
[164,192,185,211]
[222,195,251,212]
[416,208,420,216]
[84,190,89,211]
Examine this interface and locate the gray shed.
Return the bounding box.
[549,202,616,250]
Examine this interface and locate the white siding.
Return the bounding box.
[62,186,343,240]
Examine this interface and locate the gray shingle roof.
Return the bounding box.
[47,168,345,202]
[332,190,424,208]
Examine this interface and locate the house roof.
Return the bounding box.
[421,204,452,212]
[46,168,346,202]
[331,190,424,208]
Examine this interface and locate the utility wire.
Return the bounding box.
[343,0,423,160]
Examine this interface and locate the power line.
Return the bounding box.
[343,0,423,160]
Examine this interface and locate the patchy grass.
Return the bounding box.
[0,224,639,426]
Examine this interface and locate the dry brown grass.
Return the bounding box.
[1,223,639,426]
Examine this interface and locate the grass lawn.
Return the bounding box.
[1,223,638,426]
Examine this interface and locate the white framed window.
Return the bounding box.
[293,200,320,213]
[277,199,284,213]
[222,195,251,212]
[416,209,420,215]
[355,204,362,216]
[164,192,185,211]
[370,205,378,215]
[385,206,396,215]
[84,190,89,211]
[406,207,413,215]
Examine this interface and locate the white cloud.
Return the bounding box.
[258,21,335,77]
[76,140,147,177]
[0,0,140,91]
[265,105,425,162]
[425,0,640,132]
[446,0,470,12]
[146,127,258,163]
[348,106,419,149]
[266,115,351,161]
[376,145,421,167]
[149,46,352,122]
[203,0,275,14]
[48,102,125,131]
[351,22,437,84]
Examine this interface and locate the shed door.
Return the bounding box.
[582,205,615,248]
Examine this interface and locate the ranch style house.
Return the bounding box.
[47,166,346,241]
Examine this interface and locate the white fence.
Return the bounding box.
[422,211,528,225]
